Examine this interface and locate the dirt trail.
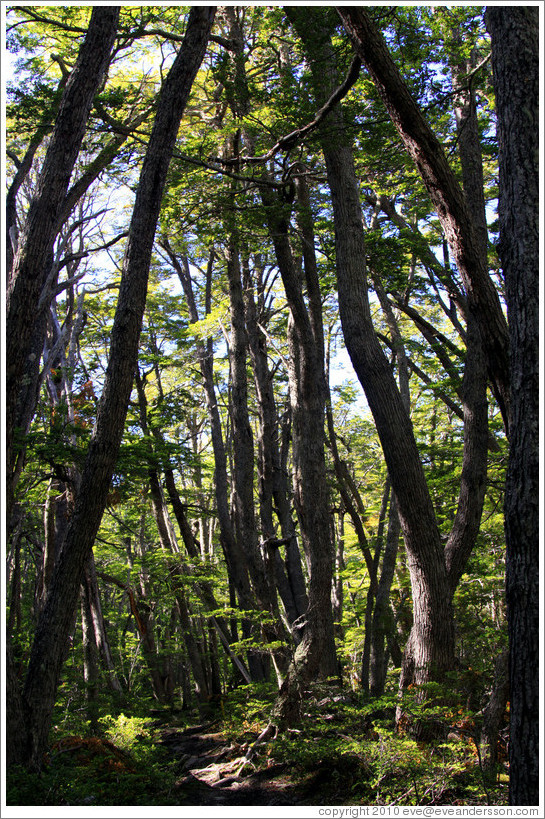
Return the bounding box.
[160,723,301,806]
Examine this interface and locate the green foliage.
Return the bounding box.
[98,713,152,755]
[6,5,511,805]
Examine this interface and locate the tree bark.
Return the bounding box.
[9,7,215,770]
[486,7,539,806]
[6,7,120,521]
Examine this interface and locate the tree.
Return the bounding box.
[7,6,216,770]
[336,6,510,432]
[5,7,517,792]
[287,9,489,714]
[6,7,120,521]
[486,7,539,806]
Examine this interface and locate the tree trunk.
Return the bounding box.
[7,508,24,642]
[336,6,510,431]
[360,481,390,693]
[134,369,212,703]
[481,649,509,771]
[82,554,122,694]
[165,245,266,682]
[450,34,489,266]
[162,464,254,686]
[369,494,401,697]
[80,583,100,731]
[262,177,338,725]
[243,257,308,638]
[9,7,215,770]
[226,239,288,680]
[6,7,120,521]
[290,10,490,710]
[486,7,539,806]
[288,10,456,690]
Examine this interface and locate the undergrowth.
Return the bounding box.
[6,681,509,807]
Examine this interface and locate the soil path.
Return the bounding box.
[160,723,302,806]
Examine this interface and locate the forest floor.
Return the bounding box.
[160,723,305,806]
[6,682,510,808]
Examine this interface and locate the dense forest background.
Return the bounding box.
[4,3,539,810]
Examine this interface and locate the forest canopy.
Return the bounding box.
[4,3,539,810]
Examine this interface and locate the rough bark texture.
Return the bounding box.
[336,6,510,431]
[486,7,539,806]
[9,7,215,770]
[6,7,120,520]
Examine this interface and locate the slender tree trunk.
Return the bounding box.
[9,8,215,770]
[262,179,338,726]
[165,245,266,682]
[82,554,122,694]
[80,584,100,731]
[450,36,489,266]
[289,10,456,690]
[162,465,254,685]
[134,369,212,703]
[332,512,345,632]
[360,481,390,693]
[369,494,402,697]
[226,239,288,680]
[243,258,308,638]
[7,508,24,642]
[486,7,539,806]
[174,585,210,705]
[291,11,490,711]
[481,649,509,771]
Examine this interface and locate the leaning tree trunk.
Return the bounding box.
[8,7,215,771]
[288,8,456,691]
[336,6,510,432]
[6,7,120,523]
[486,7,539,806]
